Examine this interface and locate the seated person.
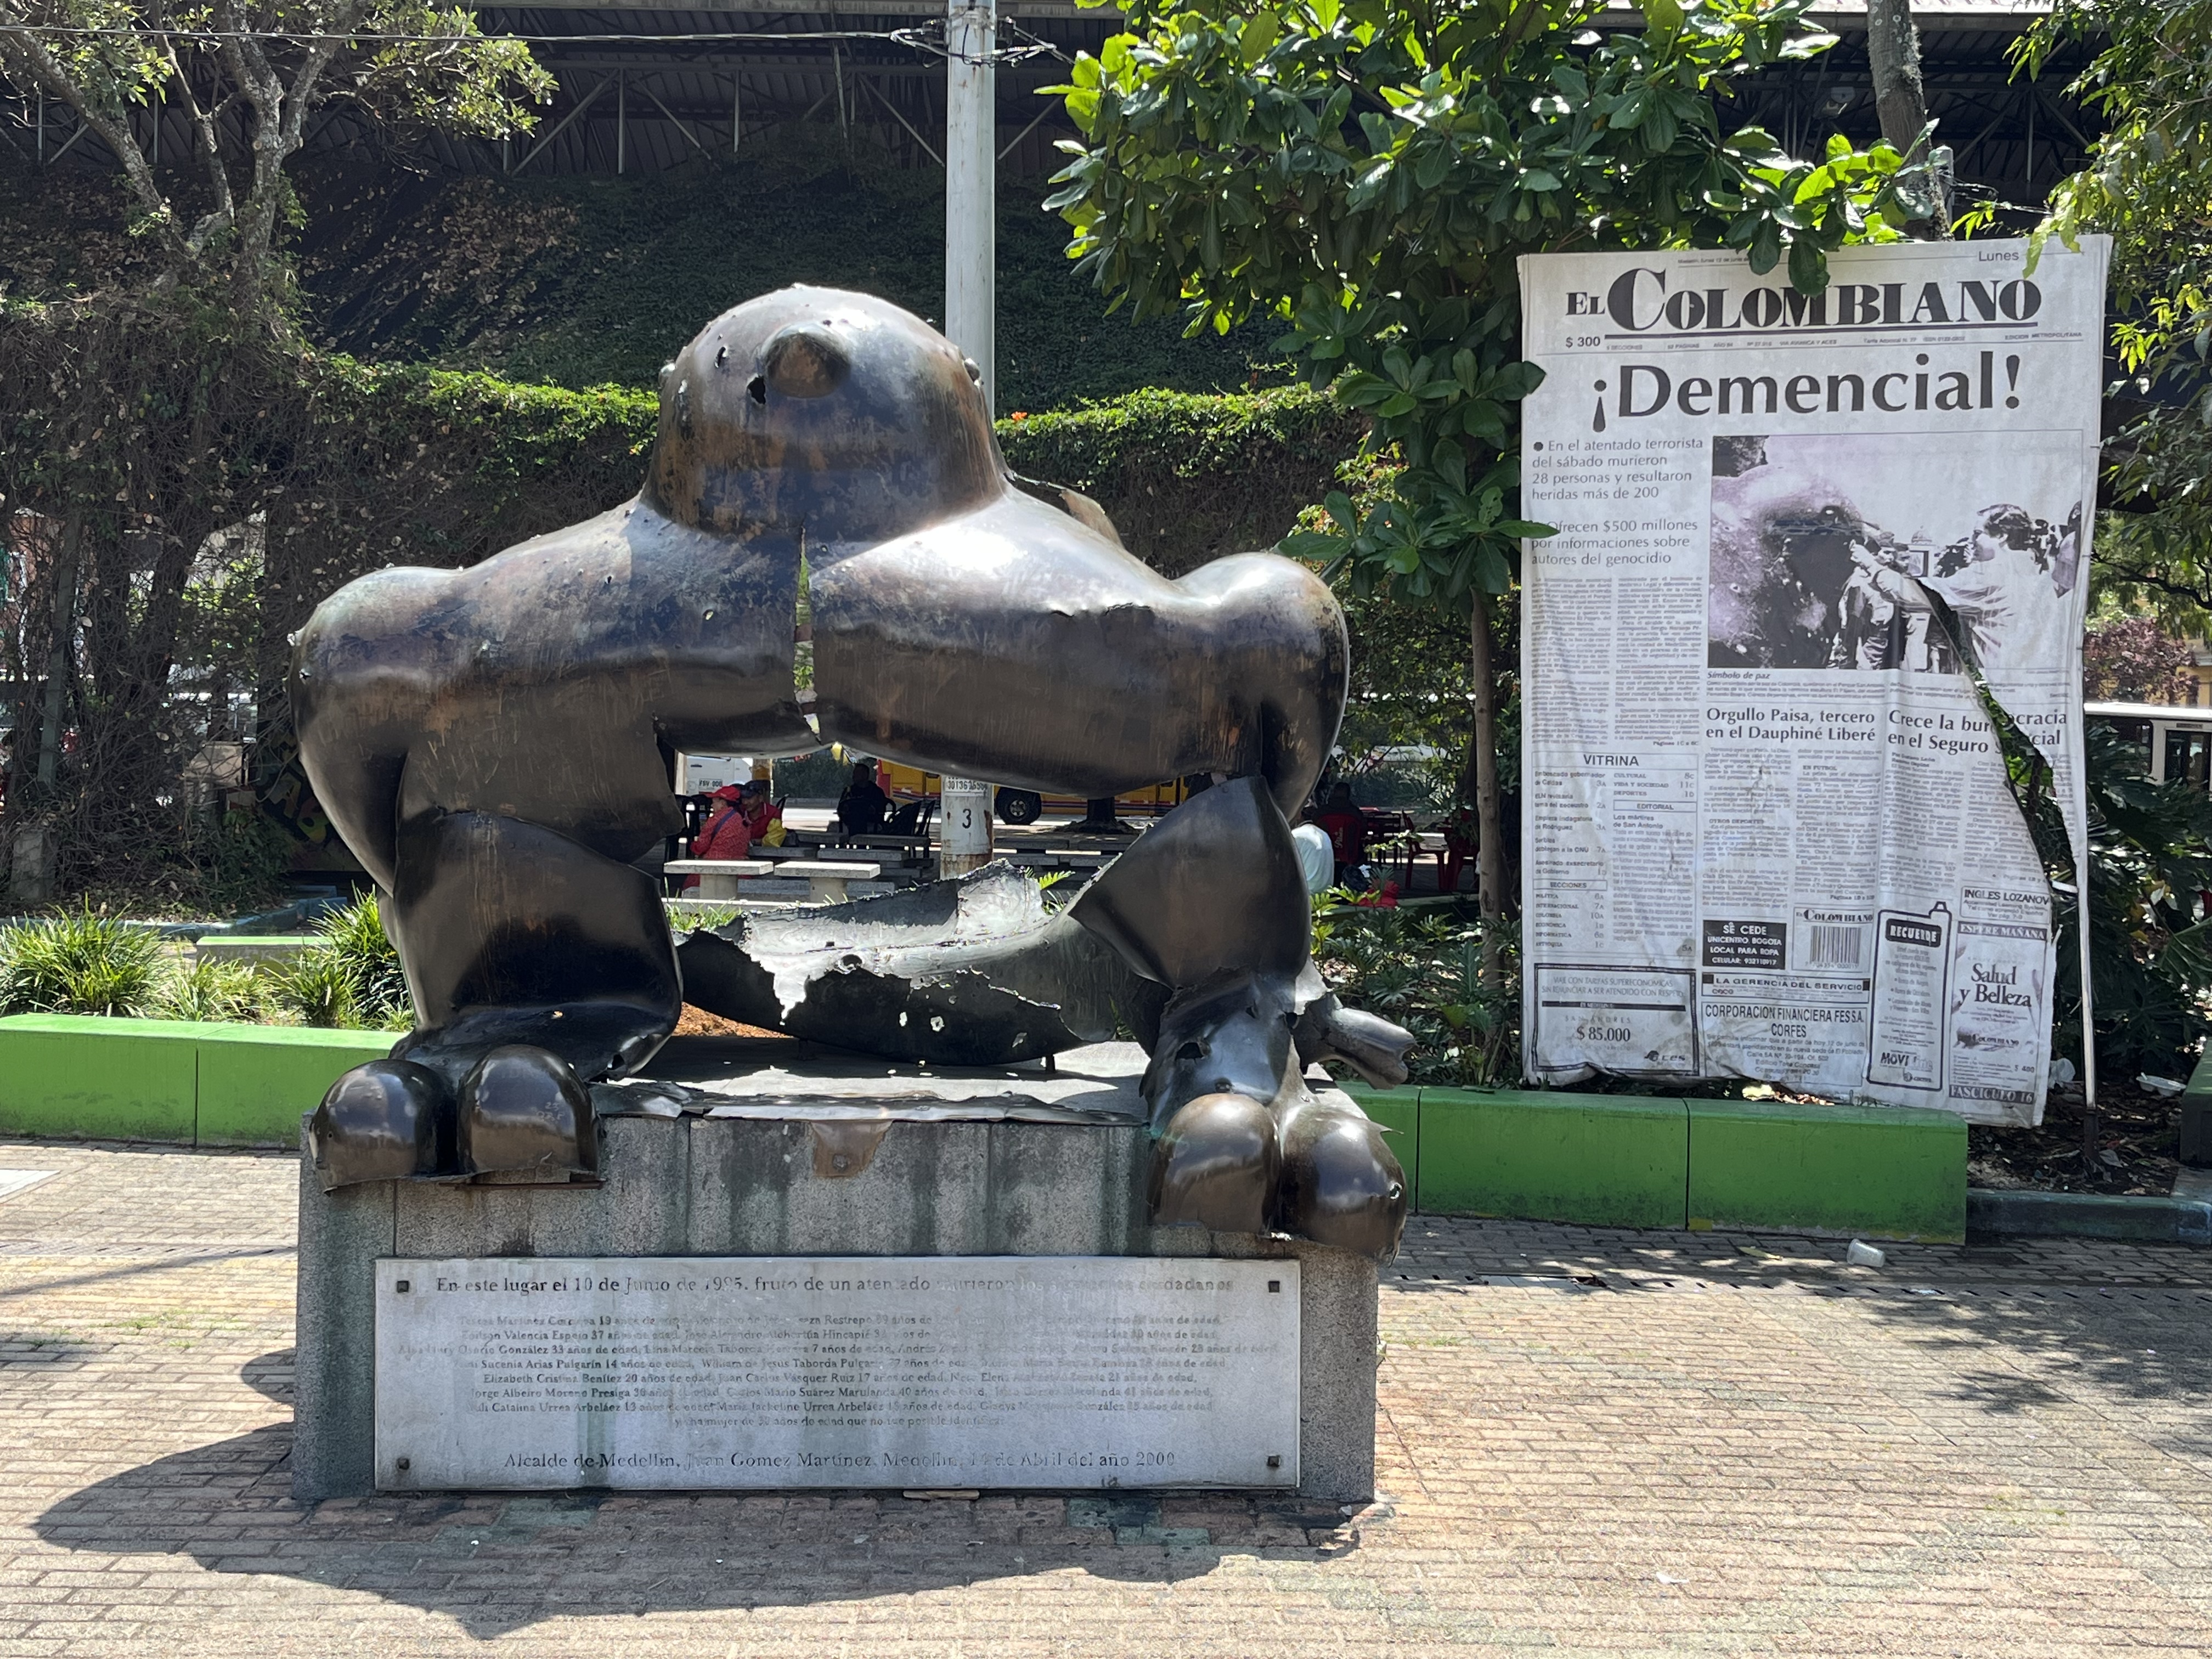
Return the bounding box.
[1313,781,1370,884]
[740,778,785,847]
[837,761,890,838]
[1290,814,1335,896]
[682,784,751,887]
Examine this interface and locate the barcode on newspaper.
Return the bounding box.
[1808,925,1864,966]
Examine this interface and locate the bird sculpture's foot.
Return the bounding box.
[455,1045,598,1182]
[307,1058,453,1193]
[1132,967,1410,1259]
[1272,1092,1408,1260]
[1144,1083,1409,1259]
[1148,1091,1282,1233]
[308,1039,601,1191]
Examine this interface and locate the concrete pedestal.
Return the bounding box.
[294,1041,1379,1504]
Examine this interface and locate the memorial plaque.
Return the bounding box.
[374,1256,1299,1491]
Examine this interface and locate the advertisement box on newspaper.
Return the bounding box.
[1518,239,2108,1126]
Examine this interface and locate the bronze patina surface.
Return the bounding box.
[295,285,1406,1255]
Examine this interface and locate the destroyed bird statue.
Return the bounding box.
[295,287,1414,1259]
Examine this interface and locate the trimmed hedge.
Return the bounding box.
[1000,387,1364,574]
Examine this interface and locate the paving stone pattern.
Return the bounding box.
[1,1141,2209,1655]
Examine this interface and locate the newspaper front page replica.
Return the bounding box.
[1518,239,2108,1126]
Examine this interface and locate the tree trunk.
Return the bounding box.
[1469,589,1505,986]
[1866,0,1949,229]
[34,512,84,791]
[1866,0,1928,155]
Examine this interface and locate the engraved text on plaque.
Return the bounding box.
[374,1256,1300,1489]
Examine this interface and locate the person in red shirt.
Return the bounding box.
[683,783,751,889]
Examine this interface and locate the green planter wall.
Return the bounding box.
[1686,1096,1965,1241]
[0,1014,391,1148]
[1416,1088,1690,1230]
[1343,1080,1966,1242]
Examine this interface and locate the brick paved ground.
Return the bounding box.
[1,1139,2210,1656]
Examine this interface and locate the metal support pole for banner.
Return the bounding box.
[938,0,996,879]
[2077,858,2097,1104]
[2073,624,2098,1144]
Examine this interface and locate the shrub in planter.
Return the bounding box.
[0,906,164,1017]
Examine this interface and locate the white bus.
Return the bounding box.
[2085,701,2212,788]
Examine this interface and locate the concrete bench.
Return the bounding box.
[671,857,882,904]
[785,861,882,902]
[663,859,775,899]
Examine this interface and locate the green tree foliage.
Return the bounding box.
[2021,0,2212,624]
[2048,727,2212,1077]
[2082,616,2198,706]
[0,0,551,315]
[1046,0,1921,977]
[0,295,654,907]
[2015,0,2212,1081]
[1312,902,1514,1084]
[1048,0,1914,605]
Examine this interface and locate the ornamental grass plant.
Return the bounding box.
[0,906,166,1018]
[0,893,419,1032]
[153,959,262,1024]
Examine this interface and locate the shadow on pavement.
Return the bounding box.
[1851,1273,2212,1454]
[241,1346,294,1403]
[0,1330,98,1369]
[34,1426,1368,1637]
[1387,1217,2212,1451]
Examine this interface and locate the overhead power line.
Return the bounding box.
[0,18,1069,64]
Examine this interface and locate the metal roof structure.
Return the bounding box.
[410,0,2095,199]
[383,2,1113,180]
[3,2,2095,200]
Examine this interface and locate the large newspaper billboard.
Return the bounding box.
[1517,239,2108,1126]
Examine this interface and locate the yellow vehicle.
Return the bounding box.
[873,760,1189,825]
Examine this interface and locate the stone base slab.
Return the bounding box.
[296,1106,1378,1503]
